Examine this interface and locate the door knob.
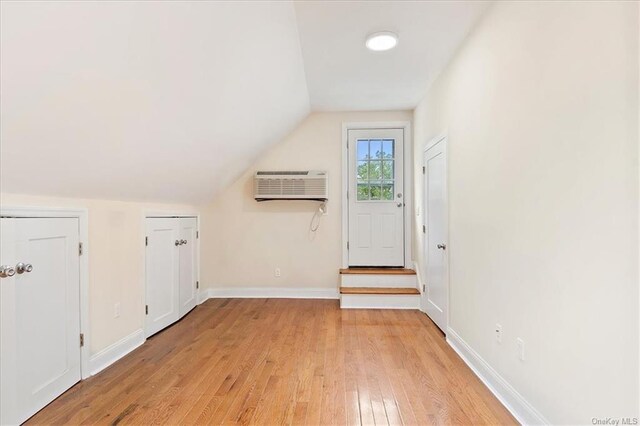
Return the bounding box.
[397,203,403,208]
[0,265,16,278]
[437,244,447,250]
[175,240,180,246]
[180,239,187,245]
[15,262,33,274]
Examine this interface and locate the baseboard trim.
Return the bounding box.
[199,287,339,300]
[88,329,145,376]
[446,328,549,425]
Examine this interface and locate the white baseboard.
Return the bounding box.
[446,328,549,425]
[199,287,339,300]
[88,329,145,376]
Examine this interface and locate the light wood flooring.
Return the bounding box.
[27,299,516,425]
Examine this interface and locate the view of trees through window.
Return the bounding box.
[356,139,395,201]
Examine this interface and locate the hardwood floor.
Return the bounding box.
[27,299,516,425]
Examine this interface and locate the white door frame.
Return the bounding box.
[341,121,413,268]
[0,206,90,379]
[142,211,200,338]
[421,133,450,331]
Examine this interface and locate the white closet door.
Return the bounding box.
[178,217,198,318]
[1,217,81,425]
[145,218,180,337]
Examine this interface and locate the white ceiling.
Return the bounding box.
[0,1,488,203]
[295,1,490,111]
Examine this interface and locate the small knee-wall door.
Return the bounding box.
[145,218,180,337]
[145,217,198,338]
[0,217,81,425]
[178,218,197,318]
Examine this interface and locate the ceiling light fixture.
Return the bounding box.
[365,31,398,52]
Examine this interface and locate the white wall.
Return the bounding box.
[413,1,639,423]
[0,193,197,356]
[200,111,411,292]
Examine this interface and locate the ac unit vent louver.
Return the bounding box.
[254,171,328,201]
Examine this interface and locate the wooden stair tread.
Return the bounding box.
[339,268,416,276]
[340,287,420,295]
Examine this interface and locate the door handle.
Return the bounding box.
[15,262,33,274]
[0,265,16,278]
[437,244,447,250]
[180,239,187,245]
[397,203,403,208]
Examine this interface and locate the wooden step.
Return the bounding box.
[340,287,420,295]
[339,268,416,275]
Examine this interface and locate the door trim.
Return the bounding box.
[142,211,200,339]
[421,133,450,332]
[341,121,413,269]
[0,206,90,379]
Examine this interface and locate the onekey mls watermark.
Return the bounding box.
[592,418,638,425]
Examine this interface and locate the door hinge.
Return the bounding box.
[145,305,149,315]
[80,333,84,347]
[78,242,83,256]
[423,284,426,292]
[347,241,349,250]
[423,225,426,233]
[346,191,349,200]
[422,166,425,174]
[196,231,199,239]
[145,236,148,246]
[196,281,199,289]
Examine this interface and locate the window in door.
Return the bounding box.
[356,139,395,201]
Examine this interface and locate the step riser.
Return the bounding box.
[340,274,417,288]
[340,294,420,309]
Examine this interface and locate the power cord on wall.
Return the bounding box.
[309,201,327,233]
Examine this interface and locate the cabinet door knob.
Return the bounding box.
[175,240,180,246]
[437,243,447,250]
[0,265,16,278]
[15,262,33,274]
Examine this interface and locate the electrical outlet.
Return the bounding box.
[275,268,281,277]
[495,324,503,343]
[114,302,121,318]
[516,338,525,361]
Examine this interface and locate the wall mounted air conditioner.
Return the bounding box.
[254,171,328,201]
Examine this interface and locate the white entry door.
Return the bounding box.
[423,137,449,333]
[348,128,405,267]
[0,217,81,425]
[178,218,198,318]
[145,217,180,337]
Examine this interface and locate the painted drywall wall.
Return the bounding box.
[413,1,639,423]
[0,1,308,203]
[0,193,197,356]
[200,111,411,292]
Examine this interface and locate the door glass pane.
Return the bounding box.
[357,140,369,160]
[357,161,369,179]
[370,185,381,200]
[382,140,394,159]
[370,140,382,159]
[381,182,394,200]
[357,183,370,201]
[382,161,393,179]
[369,161,381,179]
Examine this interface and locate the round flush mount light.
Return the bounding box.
[365,31,398,52]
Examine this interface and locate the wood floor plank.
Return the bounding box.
[26,299,516,426]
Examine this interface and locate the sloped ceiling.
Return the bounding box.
[0,1,309,203]
[0,1,487,203]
